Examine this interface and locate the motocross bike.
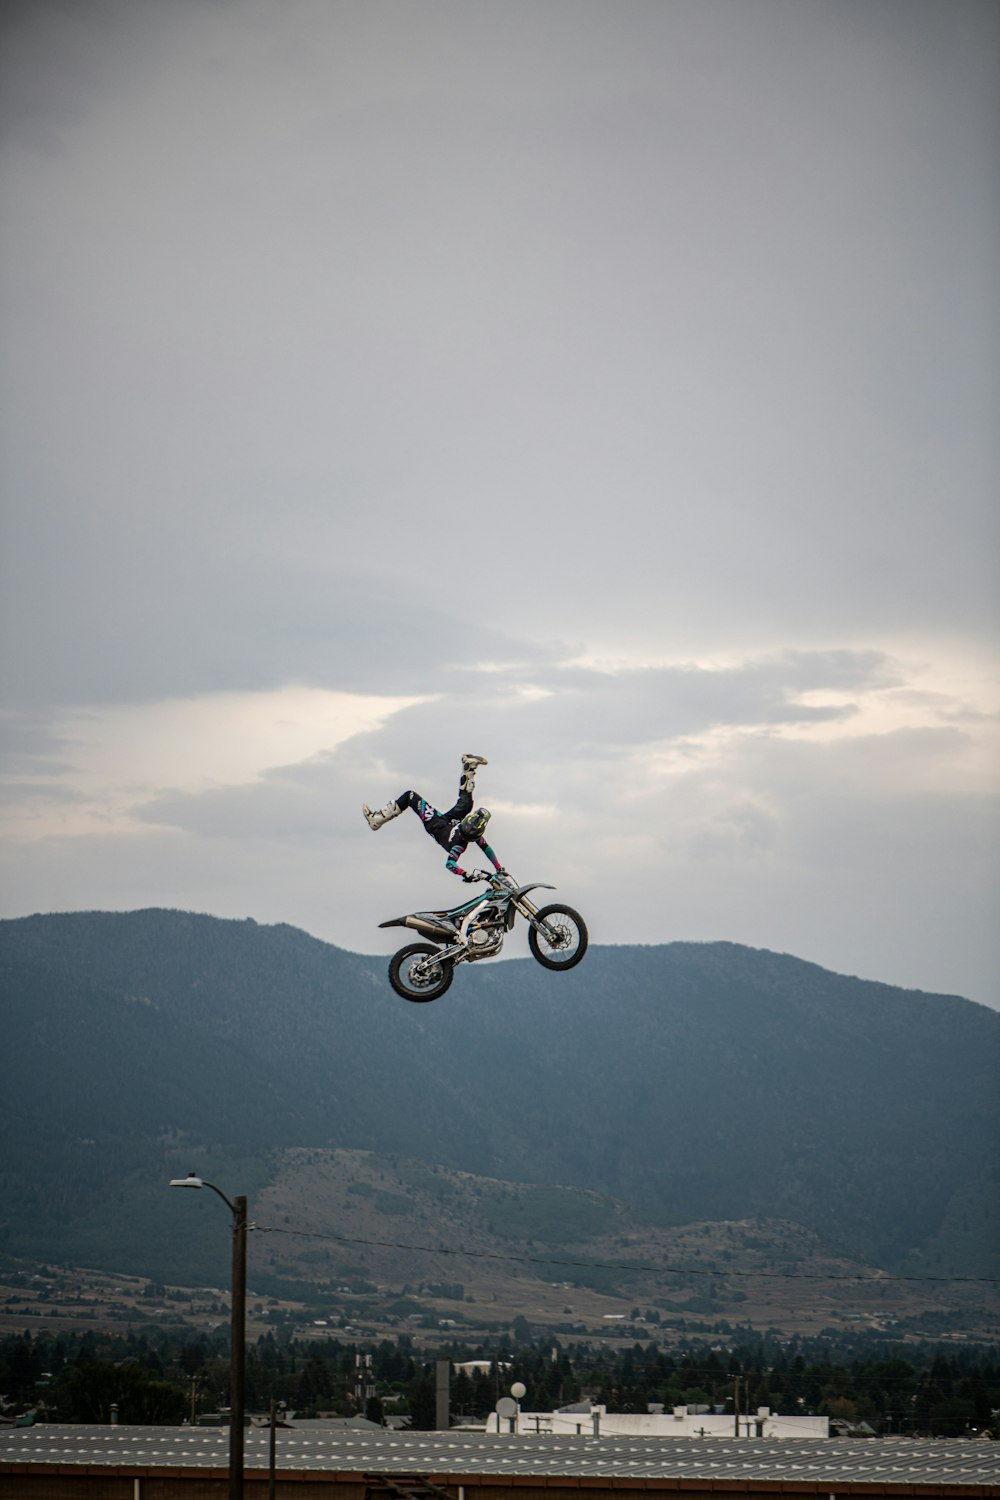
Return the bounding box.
[379,869,588,1001]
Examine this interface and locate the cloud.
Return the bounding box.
[0,685,425,839]
[345,650,902,786]
[3,660,995,1005]
[5,643,992,1003]
[0,552,562,708]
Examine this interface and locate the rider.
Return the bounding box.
[362,754,504,882]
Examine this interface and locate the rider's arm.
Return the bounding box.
[445,840,468,877]
[478,837,503,872]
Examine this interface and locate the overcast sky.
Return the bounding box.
[1,0,997,1006]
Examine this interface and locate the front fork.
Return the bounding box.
[515,896,560,944]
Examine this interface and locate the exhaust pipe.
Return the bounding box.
[404,915,457,941]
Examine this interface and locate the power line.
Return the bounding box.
[253,1222,999,1286]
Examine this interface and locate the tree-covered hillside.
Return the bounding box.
[1,910,996,1285]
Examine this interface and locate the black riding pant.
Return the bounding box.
[396,784,472,852]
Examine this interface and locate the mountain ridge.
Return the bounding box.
[1,908,997,1293]
[6,904,983,1004]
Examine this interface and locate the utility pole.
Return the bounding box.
[734,1375,741,1438]
[268,1398,278,1500]
[230,1194,248,1500]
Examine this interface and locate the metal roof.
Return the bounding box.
[3,1426,1000,1487]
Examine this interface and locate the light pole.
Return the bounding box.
[170,1174,247,1500]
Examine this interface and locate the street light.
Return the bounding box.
[170,1174,247,1500]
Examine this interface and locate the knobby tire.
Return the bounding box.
[388,942,454,1002]
[527,904,588,971]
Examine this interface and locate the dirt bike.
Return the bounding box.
[379,869,588,1001]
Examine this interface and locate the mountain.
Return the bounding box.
[1,910,997,1291]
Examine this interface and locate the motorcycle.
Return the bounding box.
[379,869,588,1001]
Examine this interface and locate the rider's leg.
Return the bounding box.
[443,753,488,816]
[393,789,451,835]
[365,756,486,830]
[362,796,404,831]
[386,789,474,852]
[440,756,485,828]
[442,787,472,822]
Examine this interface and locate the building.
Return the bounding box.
[487,1401,829,1439]
[3,1425,1000,1499]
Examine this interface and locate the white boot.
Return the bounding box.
[460,753,488,796]
[362,800,401,831]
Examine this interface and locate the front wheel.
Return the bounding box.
[527,905,588,971]
[388,942,454,1002]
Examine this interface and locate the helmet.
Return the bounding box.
[459,807,491,841]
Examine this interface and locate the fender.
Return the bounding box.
[507,882,555,931]
[511,882,555,902]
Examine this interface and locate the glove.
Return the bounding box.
[462,871,479,883]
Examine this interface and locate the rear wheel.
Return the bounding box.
[388,942,454,1001]
[527,905,588,970]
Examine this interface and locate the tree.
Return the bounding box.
[294,1354,332,1412]
[60,1361,186,1424]
[407,1369,437,1430]
[9,1339,37,1403]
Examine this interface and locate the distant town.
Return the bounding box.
[2,1256,998,1439]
